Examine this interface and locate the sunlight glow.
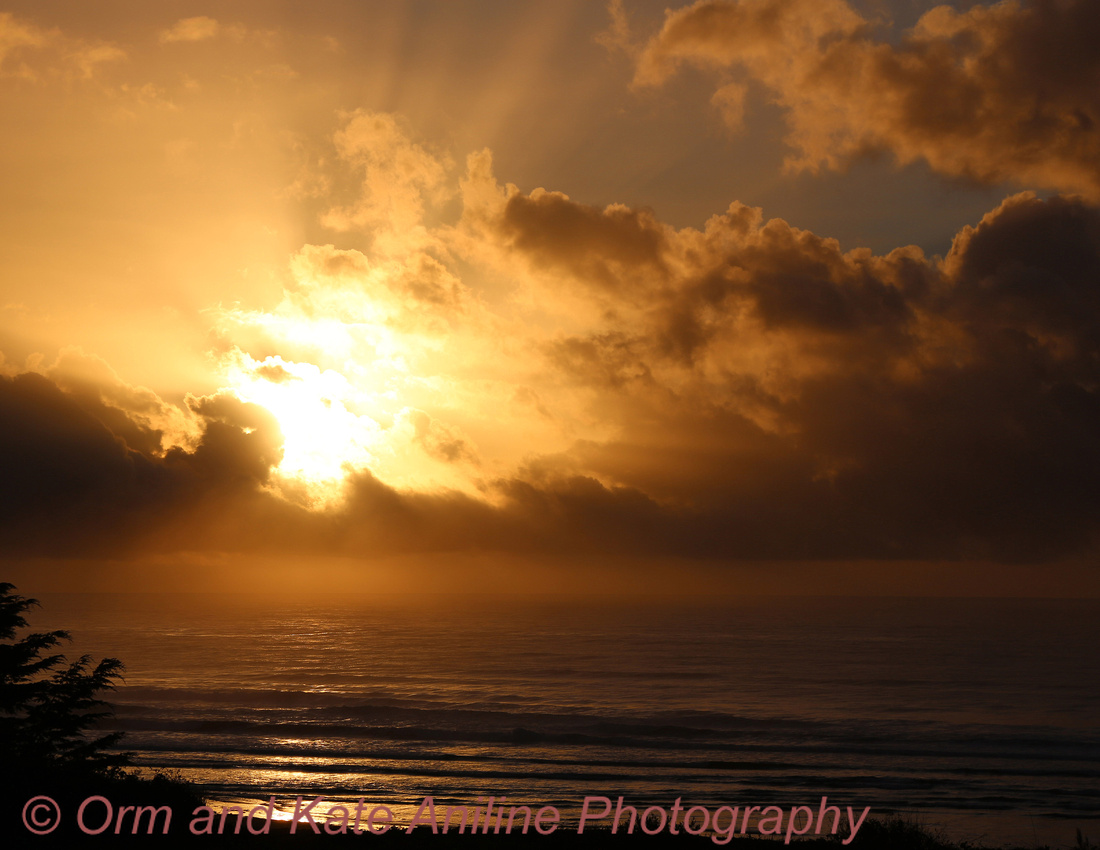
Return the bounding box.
[224,351,382,488]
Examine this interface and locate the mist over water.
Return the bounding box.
[30,593,1100,845]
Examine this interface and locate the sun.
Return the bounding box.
[223,351,383,489]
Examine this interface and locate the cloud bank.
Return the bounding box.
[3,178,1098,565]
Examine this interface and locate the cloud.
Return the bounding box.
[0,12,125,82]
[498,189,668,295]
[319,110,454,254]
[159,17,221,44]
[395,408,480,466]
[0,371,287,557]
[179,391,285,487]
[595,0,633,54]
[5,187,1099,565]
[632,0,1100,197]
[4,105,1098,570]
[42,348,196,456]
[465,177,1100,562]
[0,12,47,69]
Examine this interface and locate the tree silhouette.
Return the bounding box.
[0,582,130,781]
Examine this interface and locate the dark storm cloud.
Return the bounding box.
[180,392,285,487]
[0,372,167,540]
[499,190,668,294]
[480,189,1100,562]
[0,373,289,556]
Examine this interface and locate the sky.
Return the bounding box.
[2,0,1099,596]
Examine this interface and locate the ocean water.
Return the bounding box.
[28,593,1100,846]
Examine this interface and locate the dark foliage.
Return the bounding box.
[0,581,130,782]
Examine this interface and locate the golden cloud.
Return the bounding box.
[633,0,1100,197]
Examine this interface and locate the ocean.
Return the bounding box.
[27,593,1100,846]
